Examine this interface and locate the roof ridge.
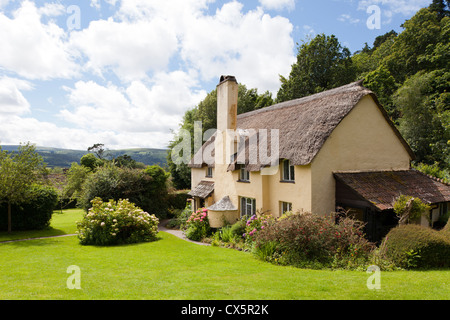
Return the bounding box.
[412,168,450,186]
[238,80,368,120]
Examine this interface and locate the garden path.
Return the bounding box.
[158,219,210,246]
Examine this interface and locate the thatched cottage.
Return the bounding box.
[188,76,450,242]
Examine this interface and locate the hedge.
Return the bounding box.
[0,184,58,231]
[381,224,450,269]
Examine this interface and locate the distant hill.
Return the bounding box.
[1,145,168,169]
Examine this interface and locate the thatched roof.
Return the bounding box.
[334,170,450,211]
[189,81,415,171]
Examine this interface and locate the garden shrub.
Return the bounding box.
[77,164,171,219]
[184,208,211,241]
[243,213,272,245]
[441,217,450,234]
[77,197,159,246]
[230,219,246,239]
[167,191,190,211]
[0,184,58,231]
[380,224,450,269]
[253,212,374,269]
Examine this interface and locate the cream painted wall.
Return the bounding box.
[191,167,214,189]
[207,162,311,219]
[310,95,412,215]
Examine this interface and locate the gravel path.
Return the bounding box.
[158,219,210,246]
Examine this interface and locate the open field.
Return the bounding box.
[0,209,448,300]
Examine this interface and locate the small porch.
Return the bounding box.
[188,180,215,212]
[334,170,450,243]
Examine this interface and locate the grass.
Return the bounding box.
[0,209,449,300]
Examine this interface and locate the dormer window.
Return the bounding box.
[239,164,250,182]
[281,159,295,182]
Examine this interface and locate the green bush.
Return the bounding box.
[77,197,159,246]
[77,164,171,219]
[381,224,450,269]
[442,220,450,234]
[168,191,190,210]
[184,208,211,241]
[230,219,246,239]
[0,184,58,231]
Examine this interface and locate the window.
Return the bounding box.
[239,165,250,182]
[240,197,256,217]
[439,203,448,217]
[206,167,213,178]
[280,202,292,215]
[282,159,295,182]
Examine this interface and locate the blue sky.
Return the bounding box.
[0,0,431,150]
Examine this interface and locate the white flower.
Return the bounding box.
[101,222,105,227]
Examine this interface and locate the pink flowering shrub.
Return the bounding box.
[185,208,211,241]
[77,197,159,246]
[253,212,374,269]
[243,214,272,245]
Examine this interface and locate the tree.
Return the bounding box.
[429,0,449,20]
[88,143,109,160]
[80,153,103,170]
[363,64,399,120]
[0,143,46,233]
[276,34,356,102]
[393,70,449,165]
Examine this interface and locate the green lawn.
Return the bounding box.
[0,209,449,300]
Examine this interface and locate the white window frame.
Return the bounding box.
[239,165,250,182]
[206,167,213,178]
[282,159,295,182]
[240,197,256,217]
[280,201,292,215]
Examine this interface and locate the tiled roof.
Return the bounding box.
[188,180,214,199]
[334,170,450,211]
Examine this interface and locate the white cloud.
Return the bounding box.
[338,14,361,24]
[0,77,33,116]
[258,0,295,11]
[0,0,298,149]
[302,25,316,36]
[71,0,295,92]
[179,2,295,93]
[37,2,65,17]
[59,71,206,144]
[358,0,430,18]
[0,1,79,80]
[0,114,172,150]
[70,17,179,81]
